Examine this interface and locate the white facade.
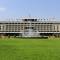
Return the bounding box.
[0,18,60,37]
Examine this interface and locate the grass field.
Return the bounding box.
[0,38,60,60]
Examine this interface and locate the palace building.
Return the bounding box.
[0,17,60,37]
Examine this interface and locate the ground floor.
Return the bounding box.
[0,32,60,38]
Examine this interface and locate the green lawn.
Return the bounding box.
[0,38,60,60]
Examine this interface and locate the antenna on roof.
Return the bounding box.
[28,14,31,19]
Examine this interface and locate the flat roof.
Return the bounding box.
[0,18,60,23]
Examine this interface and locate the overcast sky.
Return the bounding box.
[0,0,60,19]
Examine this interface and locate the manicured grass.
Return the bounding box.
[0,38,60,60]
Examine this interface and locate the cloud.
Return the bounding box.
[0,7,6,12]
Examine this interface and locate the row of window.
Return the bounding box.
[0,24,60,32]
